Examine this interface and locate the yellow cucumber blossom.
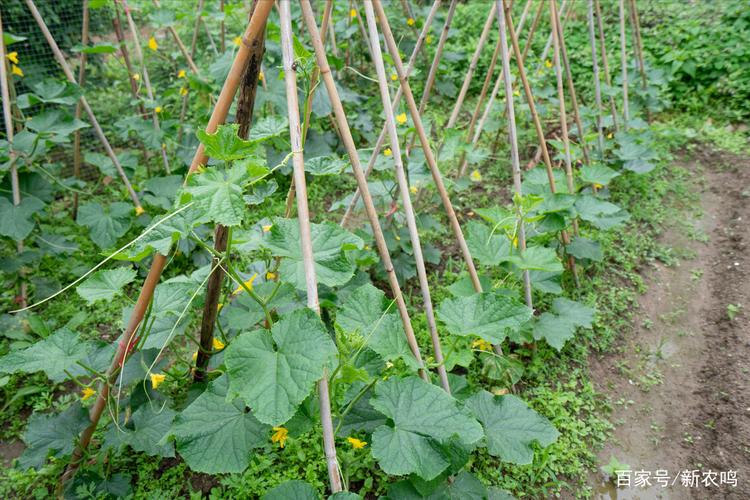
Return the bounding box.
[6,51,19,64]
[82,387,96,400]
[233,36,242,47]
[471,338,493,351]
[148,36,158,51]
[266,271,277,280]
[11,65,23,77]
[132,73,140,81]
[262,224,273,232]
[426,35,433,44]
[470,170,482,182]
[232,273,258,296]
[407,18,415,26]
[350,9,357,18]
[135,206,145,216]
[271,427,288,448]
[409,185,418,194]
[179,87,188,96]
[347,436,367,449]
[391,73,398,81]
[384,148,392,156]
[258,70,265,82]
[212,337,225,351]
[594,183,604,189]
[178,69,186,78]
[396,113,407,125]
[150,373,166,389]
[544,59,552,68]
[154,106,163,113]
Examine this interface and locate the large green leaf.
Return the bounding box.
[265,218,363,289]
[465,220,510,267]
[19,404,90,470]
[19,79,82,107]
[261,480,319,500]
[76,267,137,304]
[196,124,259,161]
[186,164,247,226]
[437,292,533,344]
[225,308,338,425]
[77,202,133,249]
[305,155,347,176]
[579,164,620,186]
[575,195,630,230]
[170,376,268,473]
[532,298,595,350]
[466,391,559,465]
[0,197,45,241]
[505,245,563,272]
[370,376,483,480]
[567,237,603,262]
[26,110,89,141]
[124,405,176,458]
[249,115,289,141]
[0,328,91,382]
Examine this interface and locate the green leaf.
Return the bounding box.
[465,220,510,267]
[532,299,593,351]
[124,405,176,458]
[3,33,27,46]
[567,237,603,262]
[76,267,137,304]
[305,155,347,176]
[575,195,630,230]
[265,218,363,289]
[0,328,91,382]
[27,110,89,141]
[466,391,559,465]
[261,480,319,500]
[579,164,620,186]
[437,292,533,344]
[196,124,259,161]
[552,298,595,328]
[249,115,288,141]
[19,404,89,470]
[186,164,246,226]
[22,79,82,107]
[370,376,483,480]
[0,197,44,241]
[77,202,133,249]
[73,42,118,54]
[225,308,338,425]
[171,376,268,473]
[506,245,564,272]
[446,273,492,297]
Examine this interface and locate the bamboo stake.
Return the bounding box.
[195,1,266,382]
[120,0,171,174]
[152,0,200,74]
[279,1,341,491]
[619,0,629,128]
[629,0,651,123]
[594,0,619,131]
[59,5,274,487]
[587,0,605,156]
[300,0,430,383]
[364,0,450,393]
[24,0,142,210]
[177,0,206,144]
[551,0,578,236]
[446,3,496,129]
[534,0,568,73]
[340,0,443,226]
[202,18,220,55]
[501,0,579,286]
[191,0,206,57]
[0,12,27,309]
[521,0,544,63]
[112,3,145,115]
[72,0,89,220]
[495,0,532,309]
[220,0,226,52]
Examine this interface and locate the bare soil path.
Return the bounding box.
[589,146,750,500]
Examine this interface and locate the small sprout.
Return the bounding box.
[727,303,742,321]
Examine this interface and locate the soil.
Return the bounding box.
[589,146,750,499]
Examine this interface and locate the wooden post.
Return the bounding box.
[587,0,605,155]
[619,0,629,128]
[72,0,89,220]
[629,0,651,123]
[24,0,142,210]
[594,0,619,131]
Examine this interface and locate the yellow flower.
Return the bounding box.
[217,302,224,312]
[233,36,242,47]
[347,436,367,449]
[512,236,519,247]
[132,73,140,81]
[407,17,415,26]
[262,224,273,232]
[258,70,265,82]
[135,206,145,216]
[471,338,493,351]
[391,73,398,81]
[384,148,392,157]
[148,36,158,51]
[150,373,166,389]
[409,185,418,194]
[11,65,23,77]
[192,351,198,361]
[232,273,258,295]
[266,271,277,280]
[6,52,19,64]
[594,183,604,189]
[271,427,288,448]
[178,69,186,78]
[426,35,433,44]
[212,337,225,351]
[606,132,613,139]
[470,170,482,182]
[350,8,357,18]
[82,387,96,400]
[513,89,520,97]
[544,59,552,68]
[396,113,407,125]
[155,106,163,113]
[180,87,188,96]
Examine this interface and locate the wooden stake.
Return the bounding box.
[72,0,89,220]
[112,3,145,115]
[495,0,532,309]
[364,0,450,393]
[279,1,342,491]
[58,5,274,488]
[593,0,619,132]
[300,0,429,382]
[521,0,545,63]
[619,0,629,128]
[629,0,651,123]
[587,0,605,155]
[534,0,568,73]
[120,0,171,174]
[24,0,142,210]
[177,0,205,144]
[220,0,226,52]
[152,0,201,74]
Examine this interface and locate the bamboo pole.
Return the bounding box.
[446,3,496,129]
[152,0,200,74]
[220,0,226,52]
[629,0,651,123]
[587,0,605,156]
[120,0,171,174]
[177,0,205,144]
[495,0,532,309]
[58,5,274,487]
[501,0,579,285]
[619,0,629,128]
[0,11,27,309]
[363,0,450,393]
[112,3,145,116]
[72,0,89,220]
[340,0,443,226]
[202,17,220,55]
[279,1,342,491]
[521,0,544,63]
[534,0,568,73]
[551,0,578,236]
[594,0,619,131]
[300,0,430,382]
[24,0,142,210]
[191,0,205,57]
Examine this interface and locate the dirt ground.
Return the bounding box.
[589,147,750,499]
